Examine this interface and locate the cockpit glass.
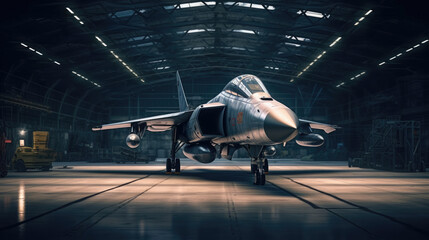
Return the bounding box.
[223,75,269,98]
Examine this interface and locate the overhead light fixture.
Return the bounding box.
[297,10,328,19]
[95,36,107,47]
[290,79,294,82]
[20,43,28,47]
[19,129,26,136]
[65,7,85,25]
[422,39,428,44]
[329,37,342,47]
[66,7,74,14]
[285,42,301,47]
[223,2,275,11]
[354,9,372,26]
[379,62,385,66]
[233,29,255,34]
[71,70,101,87]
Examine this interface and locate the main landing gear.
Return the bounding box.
[166,127,184,174]
[251,158,268,185]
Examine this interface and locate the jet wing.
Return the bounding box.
[299,119,339,134]
[92,110,193,132]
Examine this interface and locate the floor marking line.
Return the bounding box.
[64,175,172,239]
[267,181,322,209]
[325,209,377,238]
[0,174,153,231]
[286,177,429,236]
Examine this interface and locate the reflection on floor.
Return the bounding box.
[1,159,429,240]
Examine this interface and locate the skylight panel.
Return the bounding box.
[285,42,301,47]
[188,29,206,33]
[111,10,135,18]
[136,42,153,47]
[285,35,310,42]
[224,2,275,10]
[297,10,329,19]
[233,29,255,34]
[165,1,216,9]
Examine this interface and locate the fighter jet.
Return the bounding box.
[93,72,338,185]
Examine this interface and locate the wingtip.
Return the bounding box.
[92,126,102,131]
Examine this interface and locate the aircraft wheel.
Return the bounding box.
[15,159,26,172]
[263,159,269,174]
[251,164,257,174]
[175,158,181,174]
[260,171,266,185]
[166,158,172,174]
[253,170,260,185]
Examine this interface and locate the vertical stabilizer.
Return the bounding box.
[177,71,189,111]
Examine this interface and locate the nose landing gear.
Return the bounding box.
[251,158,268,185]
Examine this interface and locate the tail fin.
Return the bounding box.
[176,71,189,111]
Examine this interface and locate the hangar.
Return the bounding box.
[1,0,429,239]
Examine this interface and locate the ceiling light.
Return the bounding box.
[329,37,342,47]
[413,44,420,48]
[20,43,28,47]
[66,7,74,14]
[233,29,255,34]
[35,51,43,55]
[389,56,396,60]
[422,39,428,44]
[379,62,385,66]
[359,17,365,21]
[354,22,360,26]
[406,48,413,52]
[79,21,84,25]
[365,10,373,16]
[297,10,327,19]
[285,42,301,47]
[74,15,80,21]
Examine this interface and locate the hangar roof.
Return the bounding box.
[1,0,428,109]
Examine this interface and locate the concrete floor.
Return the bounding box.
[1,159,428,240]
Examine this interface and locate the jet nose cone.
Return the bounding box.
[264,108,299,143]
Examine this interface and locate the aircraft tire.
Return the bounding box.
[251,164,257,174]
[166,158,172,173]
[253,171,260,185]
[263,159,269,174]
[175,158,181,173]
[260,172,266,185]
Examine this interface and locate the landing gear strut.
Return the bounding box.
[247,145,269,185]
[166,127,184,174]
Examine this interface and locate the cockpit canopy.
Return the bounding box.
[223,74,270,98]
